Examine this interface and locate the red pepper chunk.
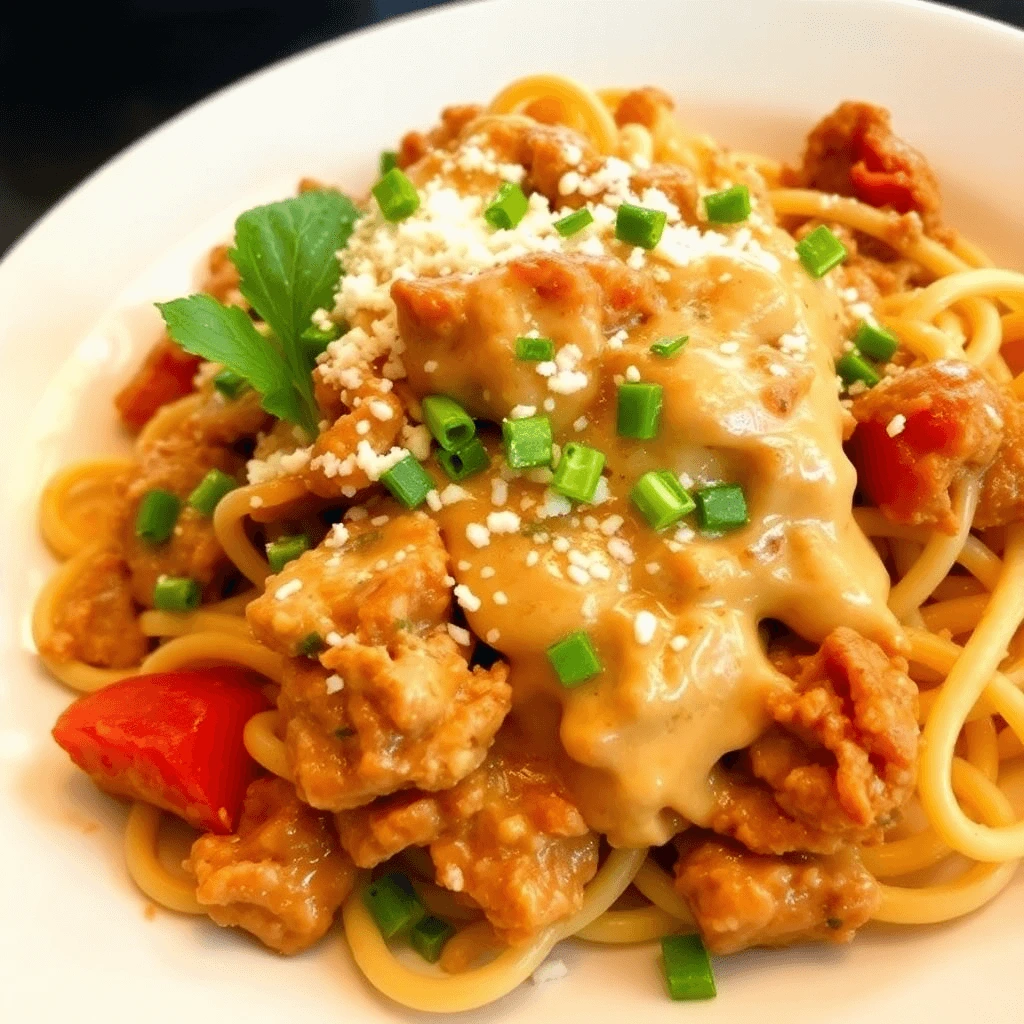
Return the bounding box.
[52,668,270,833]
[114,337,202,431]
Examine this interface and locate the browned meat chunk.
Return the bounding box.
[40,546,148,668]
[711,628,916,854]
[398,103,486,168]
[279,628,510,811]
[185,385,270,446]
[393,252,662,426]
[301,381,406,499]
[337,738,599,942]
[709,776,845,856]
[121,434,241,606]
[186,778,355,954]
[246,511,452,653]
[849,360,1003,532]
[976,390,1024,528]
[793,101,943,231]
[613,86,675,129]
[674,834,879,954]
[753,628,917,834]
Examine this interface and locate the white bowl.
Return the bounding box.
[1,1,1022,1021]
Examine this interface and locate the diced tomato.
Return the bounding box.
[114,337,202,431]
[52,668,270,833]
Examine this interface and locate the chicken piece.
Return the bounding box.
[337,738,599,943]
[752,627,918,834]
[613,86,676,129]
[186,778,355,955]
[278,628,510,811]
[849,360,1003,532]
[709,775,846,856]
[185,385,270,447]
[398,103,486,168]
[674,833,880,955]
[120,434,241,606]
[976,389,1024,529]
[301,381,406,499]
[792,101,943,231]
[246,511,452,654]
[394,252,662,428]
[40,546,148,668]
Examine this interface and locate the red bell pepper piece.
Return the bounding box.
[52,668,270,833]
[114,337,202,431]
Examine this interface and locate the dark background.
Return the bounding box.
[1,0,1021,256]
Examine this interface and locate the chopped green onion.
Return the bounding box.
[187,469,237,517]
[379,150,398,176]
[704,184,751,224]
[694,483,749,533]
[615,203,667,249]
[372,168,420,222]
[381,455,434,509]
[266,533,309,573]
[421,394,476,452]
[796,225,847,278]
[836,351,881,389]
[410,915,456,963]
[135,489,181,545]
[153,576,201,612]
[630,470,695,531]
[436,436,490,481]
[650,334,689,358]
[553,208,594,237]
[853,321,899,362]
[484,182,528,230]
[547,630,603,687]
[362,873,425,939]
[551,442,605,503]
[661,934,716,1001]
[515,336,555,362]
[212,368,249,400]
[617,381,663,440]
[300,322,340,361]
[296,632,326,658]
[502,415,552,469]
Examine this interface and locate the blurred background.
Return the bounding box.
[1,0,1021,256]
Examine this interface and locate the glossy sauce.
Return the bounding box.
[413,230,897,848]
[334,123,901,848]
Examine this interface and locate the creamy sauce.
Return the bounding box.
[420,227,897,847]
[325,120,900,847]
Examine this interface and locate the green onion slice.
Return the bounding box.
[135,489,181,545]
[547,630,603,687]
[380,455,434,509]
[372,168,420,223]
[617,381,664,440]
[266,533,309,573]
[187,469,237,518]
[421,394,476,452]
[502,415,553,469]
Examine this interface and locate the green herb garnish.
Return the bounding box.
[157,189,359,434]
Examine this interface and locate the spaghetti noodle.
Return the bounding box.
[35,75,1024,1011]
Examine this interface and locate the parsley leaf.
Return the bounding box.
[230,189,360,421]
[157,294,308,426]
[155,188,360,435]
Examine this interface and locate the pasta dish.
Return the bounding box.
[34,75,1024,1011]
